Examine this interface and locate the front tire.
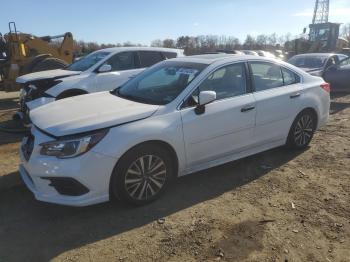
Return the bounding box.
[110,144,175,206]
[286,110,317,149]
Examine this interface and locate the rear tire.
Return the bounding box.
[31,58,67,72]
[286,110,317,149]
[110,144,175,206]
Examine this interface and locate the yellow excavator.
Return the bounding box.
[0,22,74,92]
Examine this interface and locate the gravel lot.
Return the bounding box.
[0,91,349,262]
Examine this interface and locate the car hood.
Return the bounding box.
[16,69,81,84]
[30,92,159,137]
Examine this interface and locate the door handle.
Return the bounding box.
[290,93,301,99]
[241,105,255,112]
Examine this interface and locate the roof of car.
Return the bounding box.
[95,46,184,53]
[292,53,342,58]
[170,54,268,64]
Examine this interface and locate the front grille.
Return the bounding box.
[21,134,34,161]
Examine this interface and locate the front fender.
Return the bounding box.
[91,111,187,176]
[46,74,93,97]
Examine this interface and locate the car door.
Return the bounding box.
[94,51,142,92]
[180,62,256,169]
[250,61,302,144]
[323,57,350,91]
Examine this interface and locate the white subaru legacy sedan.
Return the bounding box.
[19,54,330,206]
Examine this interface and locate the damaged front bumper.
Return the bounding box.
[17,95,55,126]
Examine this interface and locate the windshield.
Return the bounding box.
[113,61,207,105]
[288,56,327,68]
[67,51,111,71]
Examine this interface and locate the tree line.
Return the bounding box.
[72,23,350,56]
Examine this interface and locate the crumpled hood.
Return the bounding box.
[16,69,81,84]
[30,92,159,137]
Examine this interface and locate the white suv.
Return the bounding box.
[16,47,184,122]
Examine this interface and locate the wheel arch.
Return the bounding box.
[108,139,180,200]
[115,140,179,175]
[56,88,88,99]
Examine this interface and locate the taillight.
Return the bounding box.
[320,83,331,93]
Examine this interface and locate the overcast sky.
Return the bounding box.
[1,0,349,45]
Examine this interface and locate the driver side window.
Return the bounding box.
[198,63,247,100]
[104,52,136,71]
[184,63,247,108]
[326,56,337,68]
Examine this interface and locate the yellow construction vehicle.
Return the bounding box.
[0,22,74,92]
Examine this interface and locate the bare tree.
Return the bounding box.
[162,39,175,48]
[341,23,350,42]
[256,34,268,49]
[244,35,256,49]
[267,33,277,46]
[151,39,162,47]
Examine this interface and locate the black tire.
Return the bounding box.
[110,143,175,206]
[31,58,67,72]
[286,109,317,149]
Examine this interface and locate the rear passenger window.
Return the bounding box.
[250,62,283,91]
[197,63,247,100]
[162,52,177,59]
[139,51,164,67]
[282,67,300,85]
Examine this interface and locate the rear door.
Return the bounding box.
[250,61,302,144]
[94,51,142,92]
[180,62,256,169]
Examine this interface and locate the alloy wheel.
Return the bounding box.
[124,155,167,200]
[294,114,314,147]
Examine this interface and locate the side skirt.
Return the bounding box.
[180,139,285,176]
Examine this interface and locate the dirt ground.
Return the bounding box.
[0,91,349,262]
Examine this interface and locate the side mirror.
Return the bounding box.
[98,64,112,73]
[195,91,216,115]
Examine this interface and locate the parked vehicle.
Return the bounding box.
[287,53,347,77]
[16,47,184,124]
[241,50,259,56]
[256,50,276,59]
[323,56,350,92]
[274,50,286,60]
[216,49,244,55]
[19,54,330,207]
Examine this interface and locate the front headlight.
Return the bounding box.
[40,129,108,158]
[19,88,27,100]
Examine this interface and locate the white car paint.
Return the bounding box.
[17,47,184,111]
[19,55,330,206]
[30,92,159,136]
